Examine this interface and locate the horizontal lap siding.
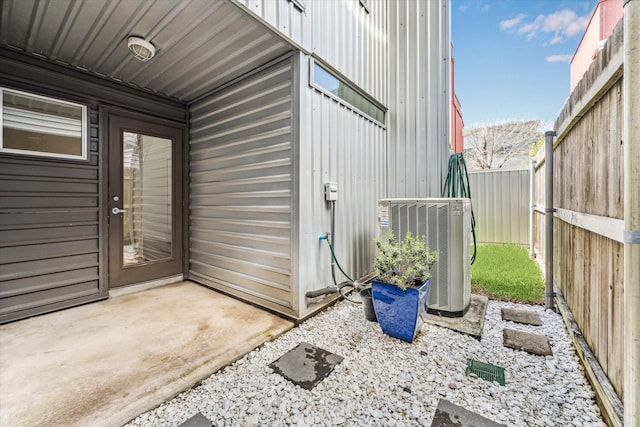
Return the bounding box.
[189,58,294,314]
[0,108,102,323]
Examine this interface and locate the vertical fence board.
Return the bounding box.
[533,22,624,399]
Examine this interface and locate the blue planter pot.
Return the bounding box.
[371,278,431,343]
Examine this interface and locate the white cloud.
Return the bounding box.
[459,4,470,12]
[482,4,491,12]
[500,13,526,30]
[546,54,573,63]
[547,35,563,45]
[501,8,590,44]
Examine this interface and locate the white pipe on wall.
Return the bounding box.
[623,0,640,424]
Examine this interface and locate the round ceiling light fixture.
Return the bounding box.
[127,36,155,62]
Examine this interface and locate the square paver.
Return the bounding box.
[178,412,213,427]
[503,328,552,356]
[501,308,542,326]
[432,399,506,427]
[269,342,343,390]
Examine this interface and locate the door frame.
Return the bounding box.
[100,106,188,289]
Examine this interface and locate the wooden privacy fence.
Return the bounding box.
[533,20,624,419]
[468,169,530,245]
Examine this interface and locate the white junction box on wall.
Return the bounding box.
[377,198,471,316]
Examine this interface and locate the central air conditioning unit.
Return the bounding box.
[377,198,471,316]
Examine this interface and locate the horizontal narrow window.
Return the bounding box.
[289,0,305,12]
[311,59,385,124]
[1,88,88,160]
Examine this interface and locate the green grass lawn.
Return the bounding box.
[471,244,544,304]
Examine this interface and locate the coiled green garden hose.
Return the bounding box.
[442,153,477,265]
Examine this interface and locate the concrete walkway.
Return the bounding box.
[0,281,294,427]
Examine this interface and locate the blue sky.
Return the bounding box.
[452,0,596,128]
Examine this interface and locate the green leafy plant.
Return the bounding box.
[529,136,544,157]
[374,231,439,290]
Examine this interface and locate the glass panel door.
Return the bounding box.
[107,111,183,288]
[122,132,173,265]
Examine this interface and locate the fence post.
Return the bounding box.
[624,0,640,424]
[544,131,556,311]
[530,159,536,258]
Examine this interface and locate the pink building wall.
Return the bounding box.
[451,47,464,154]
[570,0,623,91]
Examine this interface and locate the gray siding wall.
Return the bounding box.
[0,107,102,323]
[387,0,451,198]
[0,51,186,324]
[189,57,295,316]
[296,54,386,317]
[468,169,531,245]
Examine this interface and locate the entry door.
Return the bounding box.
[107,112,184,288]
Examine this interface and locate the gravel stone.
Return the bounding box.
[125,299,606,426]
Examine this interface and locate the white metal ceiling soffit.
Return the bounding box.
[0,0,291,102]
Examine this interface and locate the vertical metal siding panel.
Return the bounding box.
[189,58,294,315]
[238,0,305,49]
[297,80,386,317]
[308,0,387,103]
[0,106,102,323]
[468,169,530,245]
[388,0,450,198]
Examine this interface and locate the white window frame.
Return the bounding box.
[309,57,386,126]
[0,87,88,161]
[289,0,305,12]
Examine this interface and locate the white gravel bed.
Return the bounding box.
[126,298,604,427]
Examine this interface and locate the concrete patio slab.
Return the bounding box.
[501,307,542,326]
[432,399,506,427]
[0,281,294,427]
[503,328,553,356]
[424,294,488,339]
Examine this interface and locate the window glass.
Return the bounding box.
[312,62,385,123]
[1,88,87,160]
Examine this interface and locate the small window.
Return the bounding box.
[289,0,305,12]
[1,88,88,160]
[311,59,385,124]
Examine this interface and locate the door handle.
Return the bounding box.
[111,207,127,215]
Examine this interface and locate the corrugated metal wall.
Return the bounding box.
[189,57,295,316]
[236,0,309,50]
[0,106,103,324]
[387,0,450,198]
[296,54,386,316]
[235,0,387,104]
[468,169,531,245]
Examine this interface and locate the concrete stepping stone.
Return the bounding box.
[269,342,343,390]
[503,328,552,356]
[424,294,488,339]
[178,412,213,427]
[432,399,506,427]
[501,308,542,326]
